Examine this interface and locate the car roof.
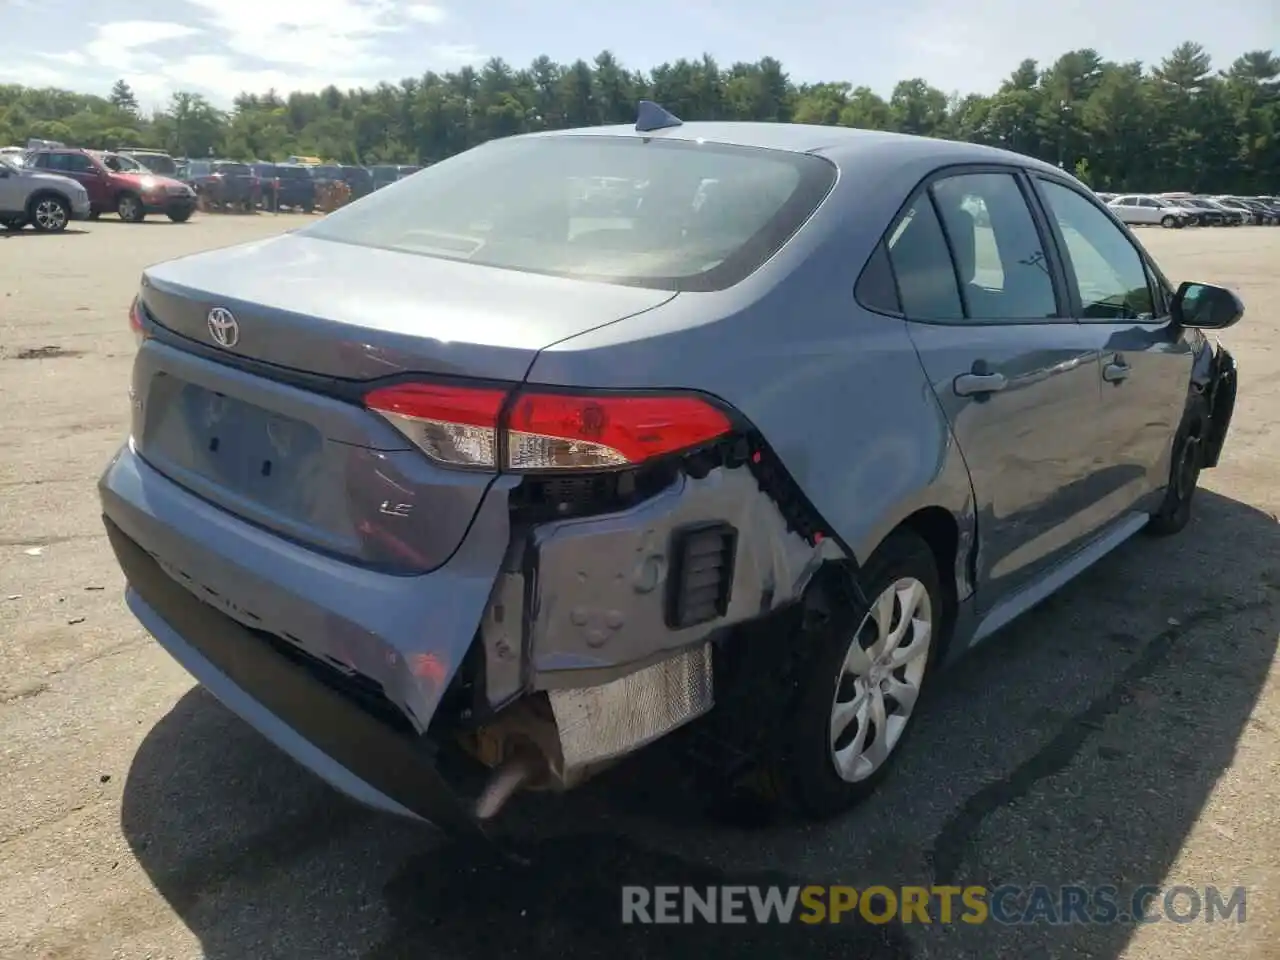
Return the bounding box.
[522,121,1067,175]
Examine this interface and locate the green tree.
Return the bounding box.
[109,79,139,116]
[0,44,1274,194]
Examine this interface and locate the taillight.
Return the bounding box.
[128,296,148,347]
[507,391,732,470]
[363,382,733,472]
[364,383,506,468]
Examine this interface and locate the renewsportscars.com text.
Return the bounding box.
[621,884,1247,926]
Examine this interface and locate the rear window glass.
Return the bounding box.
[276,166,311,179]
[300,136,836,291]
[214,162,251,176]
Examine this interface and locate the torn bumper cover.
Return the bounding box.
[105,516,485,835]
[477,464,847,782]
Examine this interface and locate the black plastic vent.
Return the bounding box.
[666,522,738,629]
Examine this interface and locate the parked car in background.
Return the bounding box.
[1220,197,1278,225]
[178,159,259,212]
[0,153,90,231]
[117,148,180,177]
[1210,197,1260,225]
[370,164,422,190]
[1171,197,1232,226]
[24,147,195,222]
[1107,194,1198,228]
[253,162,317,212]
[1193,197,1249,225]
[101,110,1242,833]
[1094,191,1117,202]
[0,145,26,161]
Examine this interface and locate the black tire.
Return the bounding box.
[88,209,101,221]
[116,192,145,223]
[1160,215,1177,229]
[28,193,70,232]
[167,208,192,223]
[1145,394,1210,537]
[753,529,944,819]
[302,201,315,214]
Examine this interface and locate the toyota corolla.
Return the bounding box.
[99,102,1241,831]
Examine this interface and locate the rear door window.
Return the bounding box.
[930,172,1059,321]
[884,199,965,321]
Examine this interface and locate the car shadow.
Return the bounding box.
[0,227,88,238]
[121,489,1279,958]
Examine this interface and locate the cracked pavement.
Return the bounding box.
[1,216,1277,959]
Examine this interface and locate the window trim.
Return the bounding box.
[1029,174,1165,325]
[877,162,1073,327]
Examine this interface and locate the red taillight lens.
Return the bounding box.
[507,391,732,470]
[365,383,508,468]
[128,296,147,346]
[363,382,733,472]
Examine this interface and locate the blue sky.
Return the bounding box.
[1,0,1276,110]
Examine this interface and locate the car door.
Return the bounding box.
[1109,196,1139,225]
[893,167,1108,610]
[1032,176,1195,520]
[45,152,107,207]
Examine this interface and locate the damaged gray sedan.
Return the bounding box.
[99,102,1242,830]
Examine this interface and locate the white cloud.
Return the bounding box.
[1,2,481,107]
[406,4,449,25]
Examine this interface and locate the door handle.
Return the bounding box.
[954,372,1008,397]
[1103,361,1131,383]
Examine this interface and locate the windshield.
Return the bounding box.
[301,135,836,292]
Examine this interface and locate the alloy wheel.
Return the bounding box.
[34,199,67,231]
[829,577,933,783]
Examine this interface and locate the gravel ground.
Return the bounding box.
[1,214,1277,960]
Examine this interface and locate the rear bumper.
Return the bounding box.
[99,441,511,826]
[108,516,481,832]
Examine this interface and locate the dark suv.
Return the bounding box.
[178,160,259,211]
[253,163,317,212]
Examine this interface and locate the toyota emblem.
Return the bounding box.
[207,307,239,348]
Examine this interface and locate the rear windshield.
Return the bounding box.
[214,162,252,176]
[313,165,343,179]
[300,136,836,291]
[276,166,312,179]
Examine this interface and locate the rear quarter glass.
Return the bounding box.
[299,136,837,292]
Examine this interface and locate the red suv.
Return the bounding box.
[24,148,197,223]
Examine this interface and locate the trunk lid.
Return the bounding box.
[141,232,674,381]
[133,233,674,572]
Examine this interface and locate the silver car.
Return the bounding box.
[1107,194,1198,228]
[0,155,91,231]
[99,103,1244,831]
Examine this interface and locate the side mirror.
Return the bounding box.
[1171,281,1243,330]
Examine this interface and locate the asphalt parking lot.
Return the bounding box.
[1,215,1278,960]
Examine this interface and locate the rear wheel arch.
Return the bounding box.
[26,188,71,216]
